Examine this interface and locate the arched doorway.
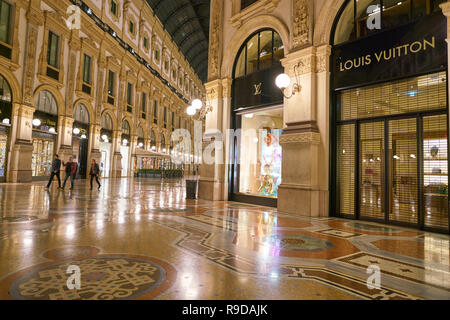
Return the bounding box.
[229,28,285,207]
[0,74,12,181]
[121,120,131,177]
[32,90,58,180]
[330,0,449,233]
[72,103,90,178]
[99,112,113,178]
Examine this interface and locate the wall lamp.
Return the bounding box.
[186,98,213,119]
[275,65,302,99]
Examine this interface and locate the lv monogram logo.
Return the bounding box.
[253,82,262,95]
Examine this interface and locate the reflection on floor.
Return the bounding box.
[0,178,449,300]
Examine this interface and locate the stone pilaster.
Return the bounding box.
[111,130,122,178]
[7,104,35,182]
[198,79,228,201]
[277,46,328,217]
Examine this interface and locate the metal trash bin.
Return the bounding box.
[186,179,198,199]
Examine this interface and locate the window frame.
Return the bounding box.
[82,53,92,85]
[0,0,12,46]
[47,30,60,70]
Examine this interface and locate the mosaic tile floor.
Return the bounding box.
[0,178,449,300]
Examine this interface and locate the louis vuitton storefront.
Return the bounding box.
[331,0,449,232]
[230,29,285,206]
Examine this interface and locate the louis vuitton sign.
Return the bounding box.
[333,12,447,90]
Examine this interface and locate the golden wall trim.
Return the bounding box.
[279,132,321,145]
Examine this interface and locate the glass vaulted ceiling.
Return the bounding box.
[146,0,210,83]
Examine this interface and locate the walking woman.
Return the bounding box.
[89,159,101,190]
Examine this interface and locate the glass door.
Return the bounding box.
[359,121,385,220]
[388,118,419,225]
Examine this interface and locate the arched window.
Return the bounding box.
[151,130,156,146]
[0,74,12,103]
[233,29,284,79]
[137,126,144,138]
[0,74,12,123]
[101,113,113,130]
[333,0,444,45]
[122,120,130,135]
[35,90,58,115]
[74,104,89,124]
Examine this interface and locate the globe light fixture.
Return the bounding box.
[2,118,10,124]
[32,118,41,127]
[138,142,144,148]
[81,134,87,139]
[123,139,128,146]
[186,105,196,116]
[49,127,56,133]
[192,99,203,110]
[275,73,291,89]
[151,145,156,151]
[163,148,167,153]
[101,134,108,141]
[276,66,302,99]
[73,128,81,135]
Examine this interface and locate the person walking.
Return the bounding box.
[89,159,101,190]
[45,154,62,189]
[62,157,78,190]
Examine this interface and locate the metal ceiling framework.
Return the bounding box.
[146,0,210,83]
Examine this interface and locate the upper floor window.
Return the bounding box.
[154,49,160,62]
[47,31,60,69]
[153,100,158,124]
[82,54,92,84]
[143,37,148,49]
[163,107,167,127]
[171,111,175,127]
[0,0,11,46]
[164,60,169,72]
[233,29,284,79]
[141,92,147,119]
[333,0,446,45]
[110,0,118,16]
[107,70,115,96]
[126,82,133,113]
[241,0,259,10]
[129,20,135,35]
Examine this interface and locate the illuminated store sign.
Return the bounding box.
[339,37,436,72]
[333,13,446,90]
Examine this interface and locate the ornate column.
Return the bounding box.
[89,124,102,165]
[111,129,123,178]
[57,116,75,161]
[7,104,34,182]
[198,80,227,201]
[7,2,43,182]
[130,134,138,177]
[277,45,328,217]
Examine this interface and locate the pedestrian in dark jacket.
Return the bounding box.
[62,157,78,190]
[89,159,101,190]
[46,154,62,189]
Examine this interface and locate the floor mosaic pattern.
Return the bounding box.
[0,178,449,300]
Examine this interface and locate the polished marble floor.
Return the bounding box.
[0,178,449,300]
